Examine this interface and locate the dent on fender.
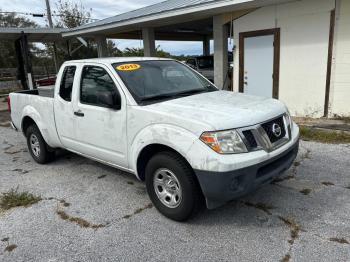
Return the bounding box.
[129,124,198,172]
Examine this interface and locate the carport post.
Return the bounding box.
[14,38,28,90]
[21,32,35,90]
[213,15,229,90]
[203,36,210,56]
[142,28,156,57]
[95,35,108,57]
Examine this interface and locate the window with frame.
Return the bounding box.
[80,66,118,107]
[186,59,196,68]
[59,66,76,102]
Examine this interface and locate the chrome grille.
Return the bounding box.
[261,116,286,144]
[239,114,291,152]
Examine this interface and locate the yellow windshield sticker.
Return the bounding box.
[116,63,141,71]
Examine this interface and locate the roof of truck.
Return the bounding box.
[65,57,172,64]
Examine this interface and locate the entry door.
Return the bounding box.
[54,65,79,149]
[239,29,280,98]
[72,64,128,168]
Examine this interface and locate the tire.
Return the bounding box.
[145,151,203,221]
[26,124,55,164]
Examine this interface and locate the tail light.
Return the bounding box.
[7,96,11,113]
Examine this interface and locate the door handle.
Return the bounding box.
[74,111,84,117]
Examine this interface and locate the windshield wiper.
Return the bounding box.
[173,89,208,97]
[139,88,215,104]
[139,93,175,102]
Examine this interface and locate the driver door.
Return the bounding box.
[72,64,128,168]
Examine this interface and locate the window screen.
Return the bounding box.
[80,66,118,107]
[59,66,76,102]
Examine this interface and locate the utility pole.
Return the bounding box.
[45,0,59,73]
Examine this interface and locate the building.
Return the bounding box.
[1,0,349,117]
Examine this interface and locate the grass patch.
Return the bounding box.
[244,202,275,215]
[299,188,312,195]
[0,87,19,95]
[59,199,71,207]
[332,116,350,124]
[56,210,105,229]
[300,126,350,144]
[329,237,349,245]
[281,254,291,262]
[0,188,41,210]
[321,181,335,186]
[278,216,302,245]
[4,244,17,252]
[122,203,153,219]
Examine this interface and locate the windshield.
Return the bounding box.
[113,60,217,104]
[197,56,214,69]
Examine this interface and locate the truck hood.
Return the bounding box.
[146,91,287,131]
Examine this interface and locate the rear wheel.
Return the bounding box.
[145,151,203,221]
[26,125,55,164]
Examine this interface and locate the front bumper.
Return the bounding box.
[194,138,299,209]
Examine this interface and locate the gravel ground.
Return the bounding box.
[0,125,349,262]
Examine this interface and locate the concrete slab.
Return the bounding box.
[0,126,349,261]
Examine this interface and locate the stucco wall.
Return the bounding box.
[329,0,350,117]
[232,0,335,117]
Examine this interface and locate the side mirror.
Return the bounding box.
[97,91,121,110]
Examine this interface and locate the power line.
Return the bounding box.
[0,11,99,21]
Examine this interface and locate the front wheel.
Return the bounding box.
[26,125,55,164]
[145,151,203,221]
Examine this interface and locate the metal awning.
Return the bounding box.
[0,27,64,42]
[62,0,295,39]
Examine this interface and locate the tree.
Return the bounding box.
[122,45,172,58]
[0,11,38,68]
[53,0,92,28]
[46,0,94,63]
[107,40,123,57]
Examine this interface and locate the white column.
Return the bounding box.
[203,35,210,56]
[95,35,108,57]
[213,15,229,90]
[142,28,156,57]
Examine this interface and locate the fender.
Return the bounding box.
[129,123,199,177]
[21,104,61,148]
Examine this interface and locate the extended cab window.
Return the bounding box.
[59,66,76,102]
[80,66,119,107]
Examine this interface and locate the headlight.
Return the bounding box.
[200,130,248,154]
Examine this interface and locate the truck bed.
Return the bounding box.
[9,87,61,148]
[14,86,55,98]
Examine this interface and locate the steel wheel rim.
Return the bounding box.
[153,168,182,208]
[30,134,40,157]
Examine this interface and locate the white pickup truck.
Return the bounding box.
[9,58,299,221]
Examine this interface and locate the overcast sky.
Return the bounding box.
[1,0,209,55]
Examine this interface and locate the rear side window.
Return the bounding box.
[80,66,118,107]
[59,66,76,102]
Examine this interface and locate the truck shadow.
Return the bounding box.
[51,148,346,235]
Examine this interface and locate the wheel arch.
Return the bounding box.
[21,116,37,135]
[136,143,192,182]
